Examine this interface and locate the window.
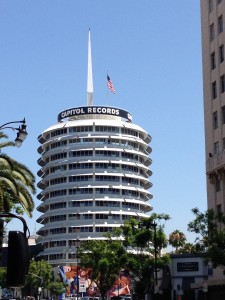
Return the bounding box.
[212,81,217,99]
[210,23,215,41]
[218,15,223,34]
[220,75,225,93]
[215,176,221,192]
[213,111,218,129]
[211,52,216,69]
[214,141,219,155]
[219,45,224,63]
[217,204,222,214]
[222,106,225,124]
[209,0,213,12]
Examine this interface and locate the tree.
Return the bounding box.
[48,281,68,298]
[24,259,53,297]
[188,207,225,270]
[0,153,36,217]
[78,215,170,300]
[113,215,170,299]
[168,230,186,253]
[0,267,7,287]
[78,239,127,300]
[176,242,196,254]
[0,133,36,260]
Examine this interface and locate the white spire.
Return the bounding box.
[87,29,93,106]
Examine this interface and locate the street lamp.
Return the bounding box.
[75,239,80,300]
[0,118,28,147]
[139,220,158,293]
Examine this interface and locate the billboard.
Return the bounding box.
[58,266,131,297]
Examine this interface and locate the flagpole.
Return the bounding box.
[106,72,109,105]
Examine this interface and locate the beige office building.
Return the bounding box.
[201,0,225,282]
[201,0,225,214]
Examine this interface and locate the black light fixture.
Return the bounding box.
[0,118,28,147]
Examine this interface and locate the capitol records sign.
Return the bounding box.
[58,106,132,122]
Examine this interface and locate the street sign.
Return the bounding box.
[79,279,86,292]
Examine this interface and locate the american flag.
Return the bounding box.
[107,75,116,94]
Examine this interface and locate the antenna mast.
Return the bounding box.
[87,29,93,106]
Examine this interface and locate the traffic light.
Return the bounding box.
[7,230,30,287]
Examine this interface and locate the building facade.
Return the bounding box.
[200,0,225,283]
[201,0,225,214]
[36,106,153,267]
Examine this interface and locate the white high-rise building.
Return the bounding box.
[36,31,153,267]
[36,106,153,266]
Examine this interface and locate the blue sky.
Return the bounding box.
[0,1,206,243]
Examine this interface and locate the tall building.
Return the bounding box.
[201,0,225,214]
[201,0,225,281]
[36,32,153,267]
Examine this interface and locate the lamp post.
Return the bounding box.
[75,239,80,300]
[151,221,158,288]
[139,220,158,297]
[29,272,43,300]
[0,118,28,147]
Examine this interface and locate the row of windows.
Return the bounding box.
[68,227,113,233]
[48,200,143,210]
[47,138,145,153]
[47,126,144,139]
[211,45,224,70]
[50,215,66,222]
[48,213,128,222]
[68,137,143,150]
[209,0,222,13]
[50,228,66,234]
[49,177,67,185]
[50,202,66,209]
[67,150,143,162]
[47,152,67,162]
[47,163,145,177]
[211,74,225,99]
[47,150,145,163]
[49,254,65,260]
[47,226,115,235]
[47,175,141,185]
[210,15,223,41]
[49,240,66,247]
[69,126,93,133]
[69,188,140,197]
[47,188,147,199]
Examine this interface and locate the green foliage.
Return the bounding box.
[48,281,68,296]
[175,242,197,254]
[0,267,7,287]
[26,259,53,289]
[78,239,126,299]
[113,216,170,297]
[0,150,36,217]
[188,207,225,268]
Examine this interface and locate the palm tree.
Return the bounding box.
[168,230,186,253]
[0,131,36,258]
[0,153,36,216]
